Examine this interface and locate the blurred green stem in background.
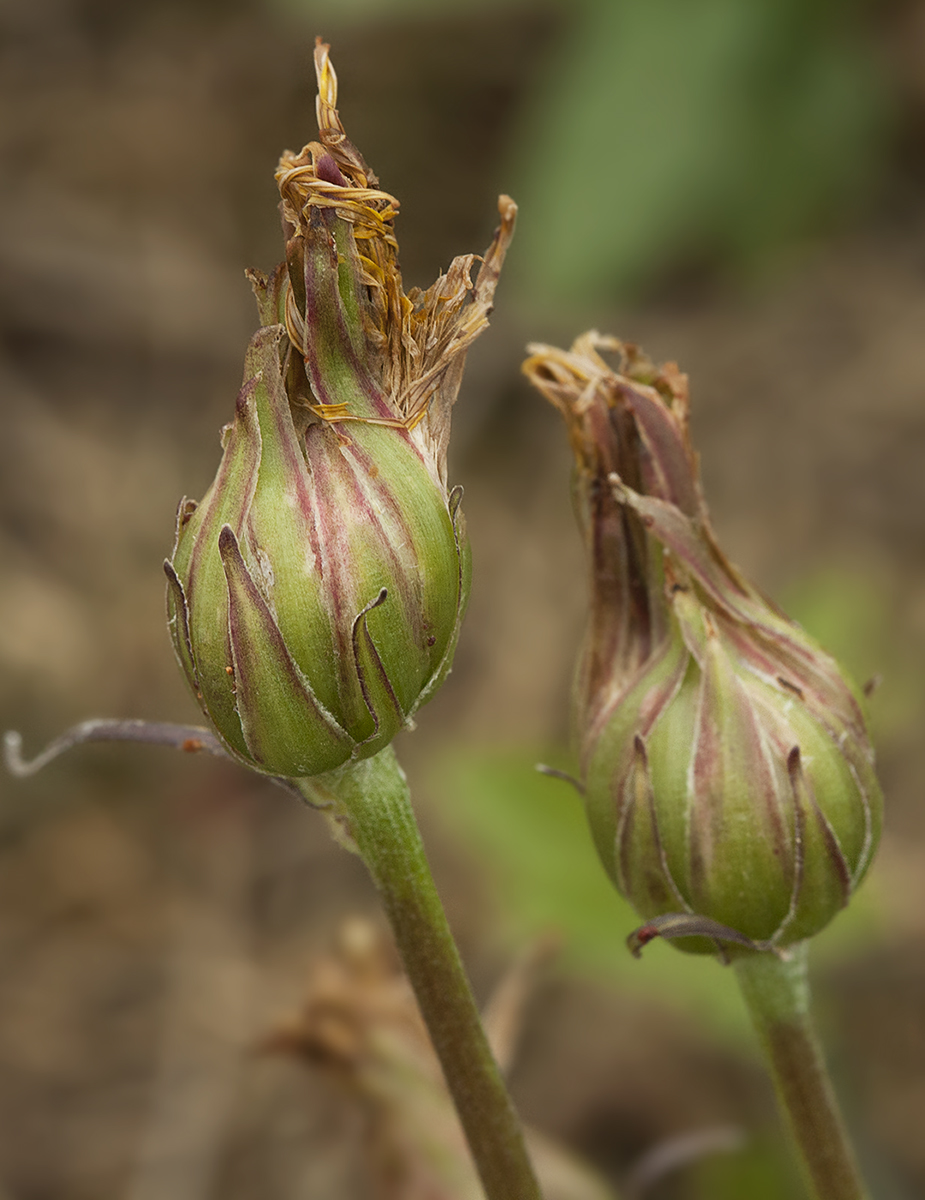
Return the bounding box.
[299,747,544,1200]
[734,943,870,1200]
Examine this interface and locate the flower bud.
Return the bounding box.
[166,42,515,778]
[524,333,882,952]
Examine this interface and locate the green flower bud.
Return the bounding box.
[524,333,882,953]
[166,42,515,778]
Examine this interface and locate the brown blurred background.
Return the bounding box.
[2,0,925,1196]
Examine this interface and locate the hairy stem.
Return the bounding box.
[299,747,543,1200]
[734,943,869,1200]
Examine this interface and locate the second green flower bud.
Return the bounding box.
[524,333,882,953]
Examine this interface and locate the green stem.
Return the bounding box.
[298,746,543,1200]
[733,943,869,1200]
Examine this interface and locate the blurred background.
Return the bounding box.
[2,0,925,1196]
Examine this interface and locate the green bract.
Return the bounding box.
[166,42,515,779]
[524,333,882,953]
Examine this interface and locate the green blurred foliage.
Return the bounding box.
[510,0,889,304]
[782,566,924,750]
